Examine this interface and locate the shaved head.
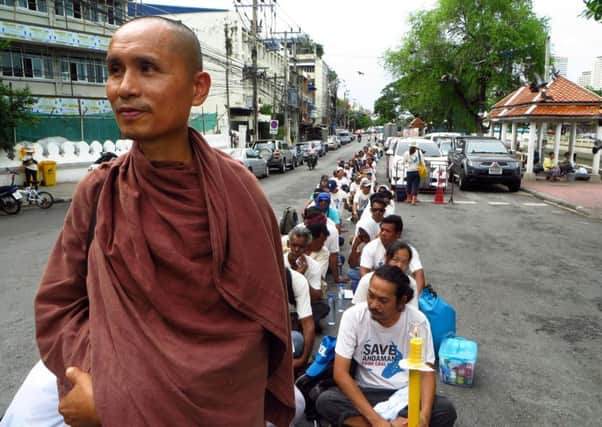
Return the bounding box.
[113,16,203,73]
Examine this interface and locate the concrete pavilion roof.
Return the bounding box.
[489,76,602,122]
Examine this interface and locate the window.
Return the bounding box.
[54,0,64,15]
[1,50,52,78]
[11,0,46,11]
[1,51,12,76]
[60,56,106,83]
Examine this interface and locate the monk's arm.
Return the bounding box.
[35,173,100,396]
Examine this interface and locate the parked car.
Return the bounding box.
[448,136,521,192]
[326,135,340,150]
[253,139,296,173]
[389,138,449,193]
[222,148,269,178]
[336,130,353,145]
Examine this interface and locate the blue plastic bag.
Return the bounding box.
[419,285,456,354]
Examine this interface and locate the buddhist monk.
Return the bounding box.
[35,16,294,427]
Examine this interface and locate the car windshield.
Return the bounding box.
[417,143,442,157]
[438,142,452,155]
[255,142,275,150]
[466,140,508,154]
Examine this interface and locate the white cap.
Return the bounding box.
[360,178,371,187]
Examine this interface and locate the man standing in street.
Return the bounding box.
[35,16,294,427]
[315,265,457,427]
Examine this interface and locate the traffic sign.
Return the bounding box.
[269,119,279,135]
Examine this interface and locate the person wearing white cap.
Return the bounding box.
[352,178,373,222]
[22,147,38,189]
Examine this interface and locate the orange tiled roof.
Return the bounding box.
[492,76,602,108]
[409,118,426,128]
[489,76,602,119]
[489,104,602,119]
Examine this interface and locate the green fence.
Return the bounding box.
[16,114,121,142]
[15,112,218,143]
[189,113,217,133]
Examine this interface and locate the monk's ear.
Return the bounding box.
[192,71,211,107]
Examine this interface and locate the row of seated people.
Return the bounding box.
[279,152,456,426]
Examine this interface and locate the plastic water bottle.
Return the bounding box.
[337,283,345,312]
[327,293,336,326]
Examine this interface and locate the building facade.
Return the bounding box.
[591,56,602,90]
[552,56,568,77]
[0,0,128,143]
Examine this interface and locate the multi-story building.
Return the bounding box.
[295,50,332,127]
[578,71,592,88]
[149,6,289,145]
[552,56,568,77]
[0,0,128,143]
[591,56,602,90]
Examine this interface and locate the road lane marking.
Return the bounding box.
[522,202,548,207]
[453,200,477,204]
[488,201,511,206]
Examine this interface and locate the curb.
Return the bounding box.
[520,186,598,219]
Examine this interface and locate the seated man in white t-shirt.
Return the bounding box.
[305,222,330,293]
[303,207,347,285]
[353,240,418,309]
[354,196,387,241]
[315,265,457,427]
[286,267,315,373]
[359,214,426,295]
[352,178,373,222]
[283,225,330,333]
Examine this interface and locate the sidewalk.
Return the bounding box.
[521,176,602,220]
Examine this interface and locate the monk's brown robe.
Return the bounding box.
[35,129,294,426]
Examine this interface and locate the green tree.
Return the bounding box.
[583,0,602,21]
[373,80,403,124]
[384,0,548,133]
[0,39,37,155]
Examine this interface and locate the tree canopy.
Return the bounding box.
[381,0,548,133]
[583,0,602,21]
[0,39,37,154]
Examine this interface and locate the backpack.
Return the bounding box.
[279,206,299,235]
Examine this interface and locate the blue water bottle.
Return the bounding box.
[327,293,336,325]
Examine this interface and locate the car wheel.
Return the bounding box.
[291,157,296,169]
[280,160,286,173]
[459,170,469,191]
[507,181,521,192]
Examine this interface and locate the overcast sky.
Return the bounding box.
[146,0,602,110]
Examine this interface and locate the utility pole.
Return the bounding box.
[225,23,232,146]
[283,31,289,143]
[251,0,259,145]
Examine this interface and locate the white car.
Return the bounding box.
[222,148,269,178]
[389,138,449,192]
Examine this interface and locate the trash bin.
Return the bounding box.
[39,160,57,186]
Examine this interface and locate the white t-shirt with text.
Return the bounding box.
[360,240,422,273]
[336,303,435,390]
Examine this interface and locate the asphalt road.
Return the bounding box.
[1,139,601,426]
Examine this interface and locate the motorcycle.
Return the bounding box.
[0,182,23,215]
[306,152,318,170]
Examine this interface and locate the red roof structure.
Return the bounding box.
[409,118,427,128]
[489,76,602,121]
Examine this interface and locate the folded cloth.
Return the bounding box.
[373,386,409,421]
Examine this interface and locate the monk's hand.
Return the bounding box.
[59,367,101,427]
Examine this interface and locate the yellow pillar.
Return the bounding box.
[407,337,422,427]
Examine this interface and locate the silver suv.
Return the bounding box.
[253,140,296,173]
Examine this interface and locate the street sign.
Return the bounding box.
[269,119,279,135]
